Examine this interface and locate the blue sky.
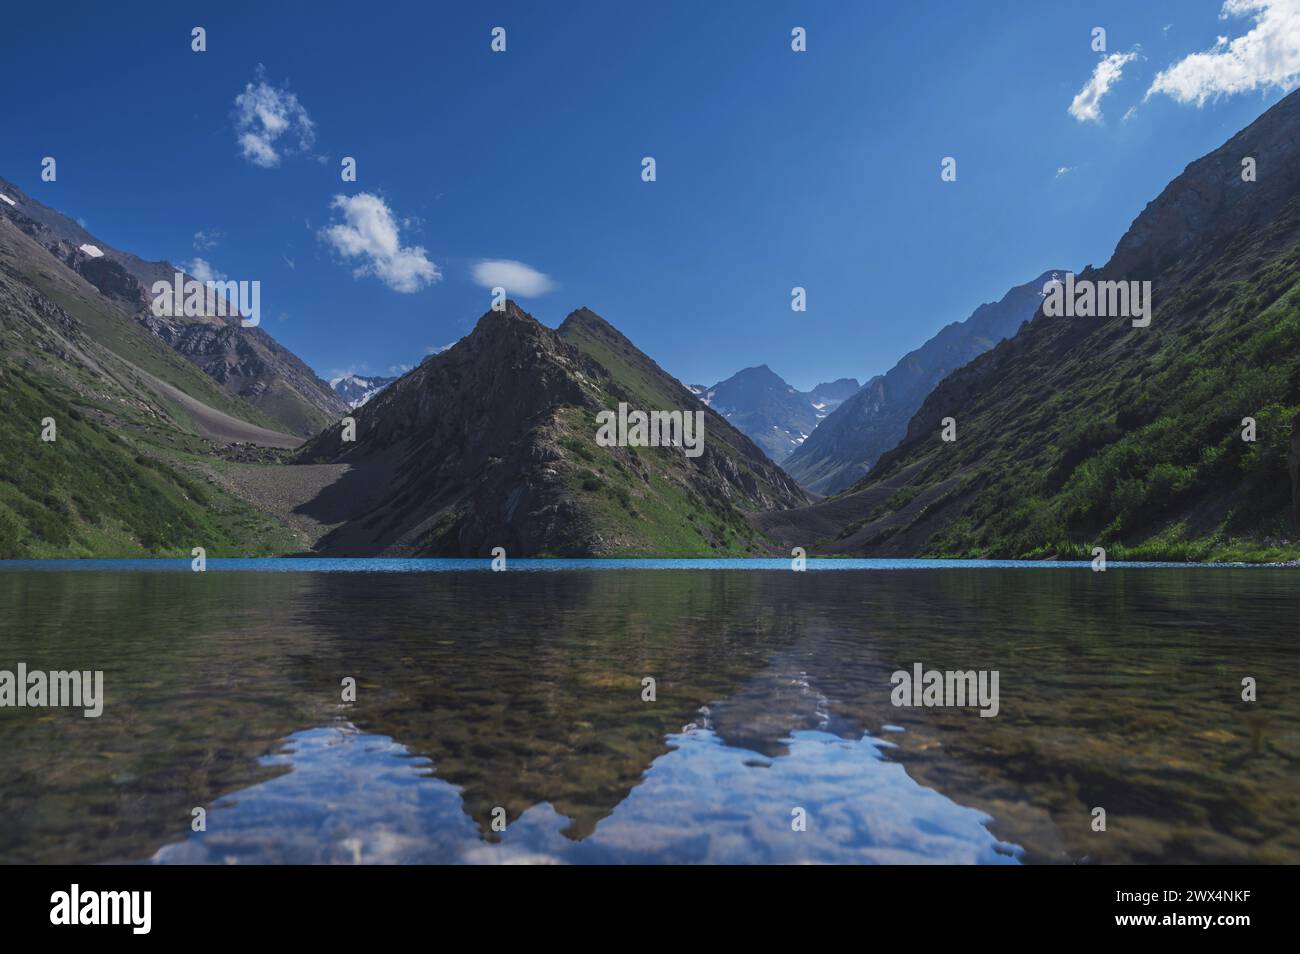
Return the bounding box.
[1,1,1296,390]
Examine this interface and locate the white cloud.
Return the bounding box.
[185,257,226,284]
[177,258,240,315]
[193,229,223,251]
[1147,0,1300,105]
[470,259,556,297]
[1069,51,1139,123]
[319,193,440,293]
[1055,166,1074,178]
[426,342,457,355]
[389,363,412,375]
[233,66,316,168]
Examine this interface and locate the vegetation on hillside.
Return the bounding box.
[0,363,298,559]
[841,224,1300,563]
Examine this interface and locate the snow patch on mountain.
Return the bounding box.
[687,385,716,405]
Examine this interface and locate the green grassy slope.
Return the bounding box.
[550,309,808,555]
[0,222,302,557]
[823,196,1300,562]
[0,364,297,558]
[546,406,769,556]
[558,308,806,506]
[886,261,1296,561]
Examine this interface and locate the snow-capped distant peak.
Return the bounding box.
[78,244,104,258]
[0,193,16,207]
[330,372,395,408]
[331,372,377,386]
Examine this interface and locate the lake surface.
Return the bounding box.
[0,562,1295,864]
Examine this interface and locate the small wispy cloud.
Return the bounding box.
[1146,0,1300,106]
[319,193,440,293]
[1069,51,1139,123]
[389,363,412,375]
[1055,165,1074,178]
[193,229,223,251]
[426,342,457,355]
[470,259,556,298]
[232,65,316,168]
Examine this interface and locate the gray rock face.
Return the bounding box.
[1108,90,1300,281]
[0,175,347,436]
[298,302,808,556]
[72,254,142,304]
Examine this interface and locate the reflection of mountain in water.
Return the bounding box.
[1,567,1296,864]
[152,724,1020,864]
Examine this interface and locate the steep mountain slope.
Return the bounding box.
[296,303,808,556]
[0,206,293,438]
[784,271,1058,494]
[557,308,813,502]
[0,176,346,436]
[761,89,1300,562]
[690,366,859,463]
[331,373,395,408]
[0,216,301,558]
